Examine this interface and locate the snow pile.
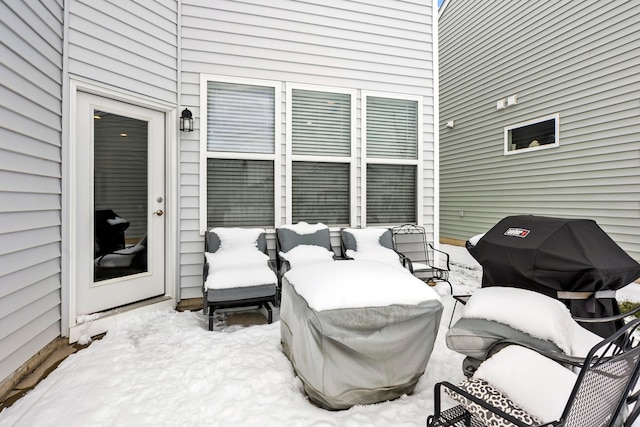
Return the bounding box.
[278,245,335,269]
[278,222,328,234]
[0,303,465,427]
[474,345,576,423]
[285,260,440,311]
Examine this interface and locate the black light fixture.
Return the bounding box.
[180,108,193,132]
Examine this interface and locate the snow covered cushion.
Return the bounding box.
[204,227,277,289]
[445,377,540,426]
[342,228,403,268]
[205,250,269,270]
[204,263,277,290]
[473,345,577,423]
[279,245,335,269]
[462,287,602,357]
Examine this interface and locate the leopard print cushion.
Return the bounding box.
[444,377,541,427]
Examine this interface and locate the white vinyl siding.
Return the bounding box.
[67,0,178,104]
[439,0,640,260]
[179,0,437,297]
[0,0,63,385]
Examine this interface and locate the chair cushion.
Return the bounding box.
[446,317,563,360]
[277,222,331,253]
[204,227,276,290]
[445,377,540,427]
[462,287,602,357]
[342,228,402,267]
[204,261,277,290]
[473,345,577,423]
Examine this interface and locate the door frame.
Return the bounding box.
[63,79,178,341]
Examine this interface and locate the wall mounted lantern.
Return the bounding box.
[180,108,193,132]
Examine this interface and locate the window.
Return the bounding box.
[504,114,559,155]
[200,76,280,231]
[200,78,427,232]
[287,85,356,226]
[363,93,422,225]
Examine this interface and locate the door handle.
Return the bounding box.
[154,209,164,216]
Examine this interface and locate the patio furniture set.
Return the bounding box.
[201,215,640,427]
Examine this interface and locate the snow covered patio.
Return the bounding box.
[1,245,639,426]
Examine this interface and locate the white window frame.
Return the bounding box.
[285,83,357,227]
[361,90,424,227]
[504,113,560,156]
[199,74,282,233]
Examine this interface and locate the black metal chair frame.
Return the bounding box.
[202,230,277,331]
[428,318,640,427]
[391,224,452,294]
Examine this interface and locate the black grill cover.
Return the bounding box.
[466,215,640,337]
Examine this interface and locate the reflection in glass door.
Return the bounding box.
[93,111,149,282]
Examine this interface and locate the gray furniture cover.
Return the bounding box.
[280,260,443,410]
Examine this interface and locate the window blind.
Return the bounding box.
[207,159,274,227]
[292,162,350,225]
[366,96,418,159]
[366,164,416,224]
[207,82,275,154]
[292,89,351,157]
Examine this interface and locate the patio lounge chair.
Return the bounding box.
[340,227,412,269]
[278,222,443,410]
[391,224,452,293]
[202,227,278,331]
[427,317,640,427]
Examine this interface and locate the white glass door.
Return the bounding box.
[75,92,165,315]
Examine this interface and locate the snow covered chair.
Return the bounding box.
[340,227,411,269]
[278,224,444,409]
[203,228,278,331]
[391,224,452,293]
[428,318,640,427]
[446,287,614,377]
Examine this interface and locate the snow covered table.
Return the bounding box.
[280,260,443,410]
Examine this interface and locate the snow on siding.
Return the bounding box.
[0,0,64,385]
[179,0,437,297]
[439,0,640,260]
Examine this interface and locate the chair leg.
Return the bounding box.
[208,305,215,331]
[264,302,273,324]
[445,280,453,295]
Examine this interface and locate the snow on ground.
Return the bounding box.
[1,244,638,427]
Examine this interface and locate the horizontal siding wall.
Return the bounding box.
[179,0,436,298]
[0,0,64,385]
[439,0,640,260]
[68,0,178,104]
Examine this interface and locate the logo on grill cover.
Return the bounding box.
[504,228,530,238]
